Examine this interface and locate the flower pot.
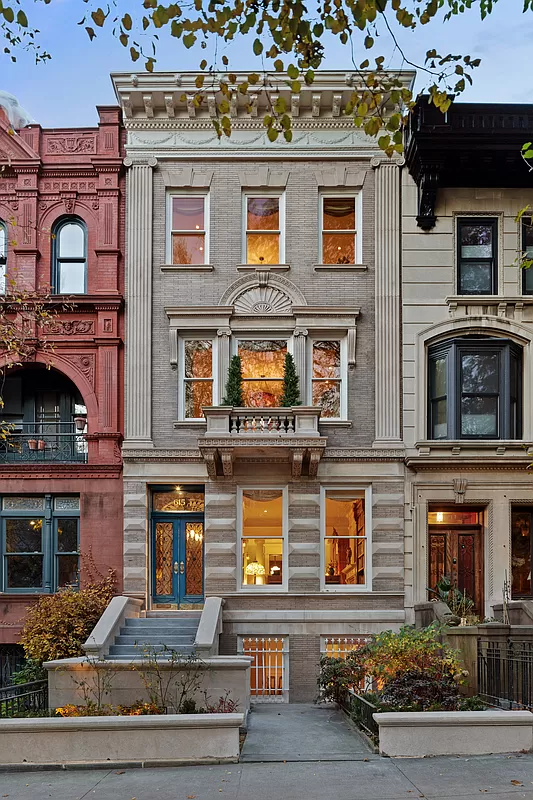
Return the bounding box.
[37,440,46,451]
[28,439,37,451]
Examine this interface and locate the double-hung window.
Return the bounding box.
[244,195,284,265]
[1,495,80,593]
[240,488,286,590]
[521,217,533,295]
[0,219,7,293]
[320,196,358,265]
[311,340,344,418]
[169,195,208,265]
[182,339,214,419]
[428,337,522,440]
[322,489,369,590]
[457,217,498,295]
[238,339,287,407]
[52,218,87,294]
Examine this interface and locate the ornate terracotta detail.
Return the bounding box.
[47,136,96,154]
[70,354,96,386]
[47,320,95,336]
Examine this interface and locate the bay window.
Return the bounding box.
[457,218,498,295]
[169,195,208,265]
[428,337,522,440]
[1,495,80,593]
[244,195,284,265]
[323,489,368,589]
[320,196,358,265]
[238,340,287,407]
[241,488,285,589]
[183,339,214,419]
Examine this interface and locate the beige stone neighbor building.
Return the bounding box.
[403,99,533,622]
[111,70,412,701]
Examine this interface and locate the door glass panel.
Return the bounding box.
[153,490,205,513]
[155,522,174,596]
[457,533,476,600]
[185,522,204,596]
[511,509,532,597]
[429,534,446,591]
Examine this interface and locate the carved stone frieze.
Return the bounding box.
[47,136,96,155]
[47,320,95,335]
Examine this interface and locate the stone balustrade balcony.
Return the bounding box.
[199,406,327,479]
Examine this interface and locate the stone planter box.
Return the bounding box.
[374,710,533,757]
[0,713,244,768]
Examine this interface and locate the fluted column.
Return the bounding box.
[123,157,156,448]
[372,158,403,447]
[217,327,231,403]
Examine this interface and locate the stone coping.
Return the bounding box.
[45,656,253,670]
[374,711,533,727]
[0,713,244,733]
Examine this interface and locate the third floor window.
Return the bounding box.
[244,195,284,265]
[169,195,208,265]
[457,218,498,295]
[52,217,87,295]
[320,196,358,265]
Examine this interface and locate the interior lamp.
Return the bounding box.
[245,561,266,584]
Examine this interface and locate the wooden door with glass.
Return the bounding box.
[428,509,484,615]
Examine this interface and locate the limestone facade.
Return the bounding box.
[113,71,412,700]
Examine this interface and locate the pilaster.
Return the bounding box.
[372,158,403,448]
[293,328,308,399]
[123,156,156,448]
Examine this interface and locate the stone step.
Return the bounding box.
[115,635,196,646]
[123,620,198,632]
[146,611,202,619]
[108,644,195,657]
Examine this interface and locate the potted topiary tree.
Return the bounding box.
[280,353,301,407]
[222,355,244,407]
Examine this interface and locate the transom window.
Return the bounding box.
[320,196,358,265]
[241,488,285,590]
[0,219,7,293]
[457,218,498,295]
[238,339,287,407]
[1,495,80,593]
[323,490,368,590]
[244,195,284,265]
[312,340,343,418]
[52,217,87,294]
[428,337,522,440]
[521,217,533,295]
[169,195,208,265]
[183,339,214,419]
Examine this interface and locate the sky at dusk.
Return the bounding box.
[0,0,532,128]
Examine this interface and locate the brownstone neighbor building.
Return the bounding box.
[0,103,125,677]
[403,98,533,622]
[112,70,412,701]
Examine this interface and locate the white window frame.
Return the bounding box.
[318,192,362,266]
[308,336,348,420]
[237,485,288,593]
[166,191,210,265]
[242,191,285,265]
[178,336,217,421]
[238,635,289,702]
[320,485,372,592]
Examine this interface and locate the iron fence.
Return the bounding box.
[478,639,533,710]
[0,645,25,688]
[0,422,87,463]
[341,689,379,740]
[0,680,48,717]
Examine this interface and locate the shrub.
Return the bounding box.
[10,659,47,684]
[20,572,115,664]
[317,649,366,704]
[205,693,239,713]
[378,670,460,712]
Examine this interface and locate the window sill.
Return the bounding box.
[174,420,207,428]
[319,420,352,427]
[411,439,533,462]
[236,264,290,272]
[314,264,367,272]
[161,264,214,272]
[320,585,371,592]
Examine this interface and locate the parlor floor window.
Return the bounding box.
[512,508,533,598]
[241,489,284,588]
[238,340,287,407]
[324,491,366,587]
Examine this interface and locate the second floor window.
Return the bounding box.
[244,195,284,265]
[428,337,522,440]
[238,339,287,407]
[522,217,533,295]
[320,196,357,264]
[183,339,213,419]
[170,195,207,265]
[457,218,498,295]
[0,219,7,293]
[312,340,343,418]
[53,218,87,294]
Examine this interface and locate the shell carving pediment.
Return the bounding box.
[234,285,292,315]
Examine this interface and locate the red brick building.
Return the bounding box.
[0,106,124,658]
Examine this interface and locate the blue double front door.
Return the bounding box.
[152,514,204,606]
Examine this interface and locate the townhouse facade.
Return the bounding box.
[0,106,125,653]
[403,99,533,621]
[113,70,411,700]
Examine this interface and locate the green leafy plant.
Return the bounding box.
[378,670,460,712]
[280,353,301,407]
[317,649,366,704]
[222,355,243,407]
[9,659,46,685]
[429,575,478,623]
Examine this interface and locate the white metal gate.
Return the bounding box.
[321,636,370,659]
[240,637,289,702]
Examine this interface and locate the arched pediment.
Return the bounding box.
[219,272,306,314]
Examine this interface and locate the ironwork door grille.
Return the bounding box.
[240,637,288,702]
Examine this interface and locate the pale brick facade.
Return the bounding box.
[113,71,410,700]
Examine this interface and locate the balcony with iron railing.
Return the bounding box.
[0,422,88,463]
[198,406,327,479]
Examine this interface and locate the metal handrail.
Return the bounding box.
[0,422,87,463]
[0,680,48,717]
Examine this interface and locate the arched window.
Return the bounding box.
[0,219,7,294]
[52,218,87,294]
[428,337,522,440]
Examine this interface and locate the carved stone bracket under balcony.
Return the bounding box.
[199,406,327,480]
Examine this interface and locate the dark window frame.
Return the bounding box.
[457,217,498,296]
[521,217,533,295]
[1,495,80,594]
[51,216,88,295]
[428,337,522,441]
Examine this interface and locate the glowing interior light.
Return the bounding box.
[436,512,444,523]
